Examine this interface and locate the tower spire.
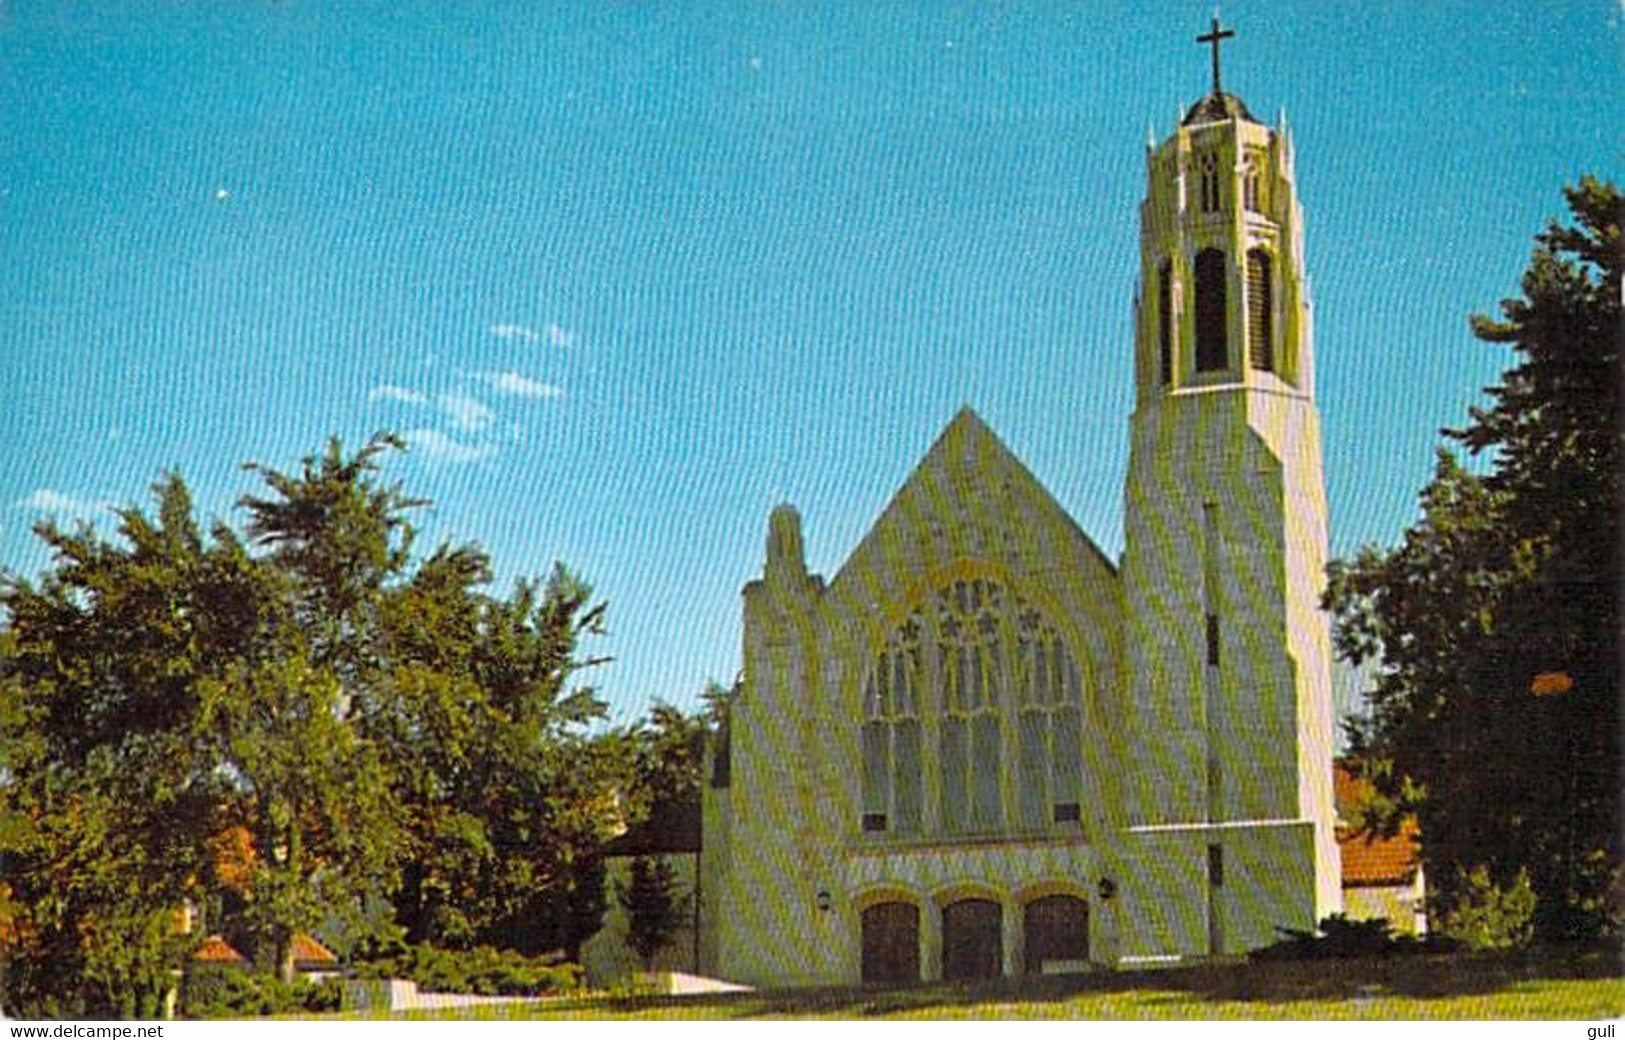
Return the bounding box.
[1195,14,1235,96]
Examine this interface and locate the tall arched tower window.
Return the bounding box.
[1157,260,1174,386]
[1243,152,1264,213]
[1246,248,1273,372]
[1199,152,1221,213]
[1194,248,1227,372]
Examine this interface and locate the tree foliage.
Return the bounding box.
[0,434,620,1014]
[374,553,626,956]
[1326,176,1621,942]
[619,856,682,971]
[627,697,712,823]
[1432,866,1537,952]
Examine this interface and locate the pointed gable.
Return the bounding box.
[824,408,1121,692]
[831,407,1116,599]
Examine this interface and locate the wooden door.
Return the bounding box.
[941,898,1002,981]
[1023,894,1089,974]
[860,901,919,985]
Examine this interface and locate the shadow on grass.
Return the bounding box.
[1131,946,1621,1010]
[542,946,1620,1019]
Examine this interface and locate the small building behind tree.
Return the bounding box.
[1334,762,1426,937]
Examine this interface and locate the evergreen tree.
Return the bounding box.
[619,856,681,971]
[1327,176,1620,941]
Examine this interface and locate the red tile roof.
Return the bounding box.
[1334,762,1423,887]
[291,932,337,966]
[1339,818,1422,886]
[194,935,247,965]
[190,932,335,968]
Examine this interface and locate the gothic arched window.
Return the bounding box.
[1243,152,1264,214]
[862,617,923,833]
[937,580,1005,834]
[1194,248,1227,373]
[1199,152,1221,213]
[1246,248,1273,372]
[1013,605,1085,829]
[1157,260,1174,386]
[860,577,1087,838]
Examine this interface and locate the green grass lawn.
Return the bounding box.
[335,948,1623,1021]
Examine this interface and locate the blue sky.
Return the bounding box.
[2,2,1619,727]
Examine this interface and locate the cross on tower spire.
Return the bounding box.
[1195,14,1235,96]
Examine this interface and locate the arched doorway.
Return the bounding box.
[1023,894,1089,974]
[941,898,1002,981]
[860,901,919,985]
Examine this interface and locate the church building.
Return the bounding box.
[697,26,1342,986]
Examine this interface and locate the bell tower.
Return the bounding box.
[1133,17,1314,404]
[1115,18,1341,954]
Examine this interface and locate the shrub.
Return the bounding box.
[180,965,342,1019]
[1434,866,1537,951]
[351,943,582,997]
[1250,914,1432,962]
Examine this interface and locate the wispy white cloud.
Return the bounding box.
[15,488,115,520]
[437,392,496,433]
[489,321,575,348]
[544,322,574,349]
[18,488,94,513]
[402,429,496,465]
[368,384,429,406]
[489,323,541,343]
[472,370,564,400]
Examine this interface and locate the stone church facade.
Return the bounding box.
[697,66,1341,987]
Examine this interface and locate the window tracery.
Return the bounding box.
[1014,606,1085,828]
[860,576,1086,838]
[937,579,1006,833]
[1242,150,1266,214]
[1199,152,1221,213]
[863,617,923,833]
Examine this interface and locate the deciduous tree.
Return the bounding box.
[0,433,624,1009]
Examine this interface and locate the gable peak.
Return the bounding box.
[942,404,993,440]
